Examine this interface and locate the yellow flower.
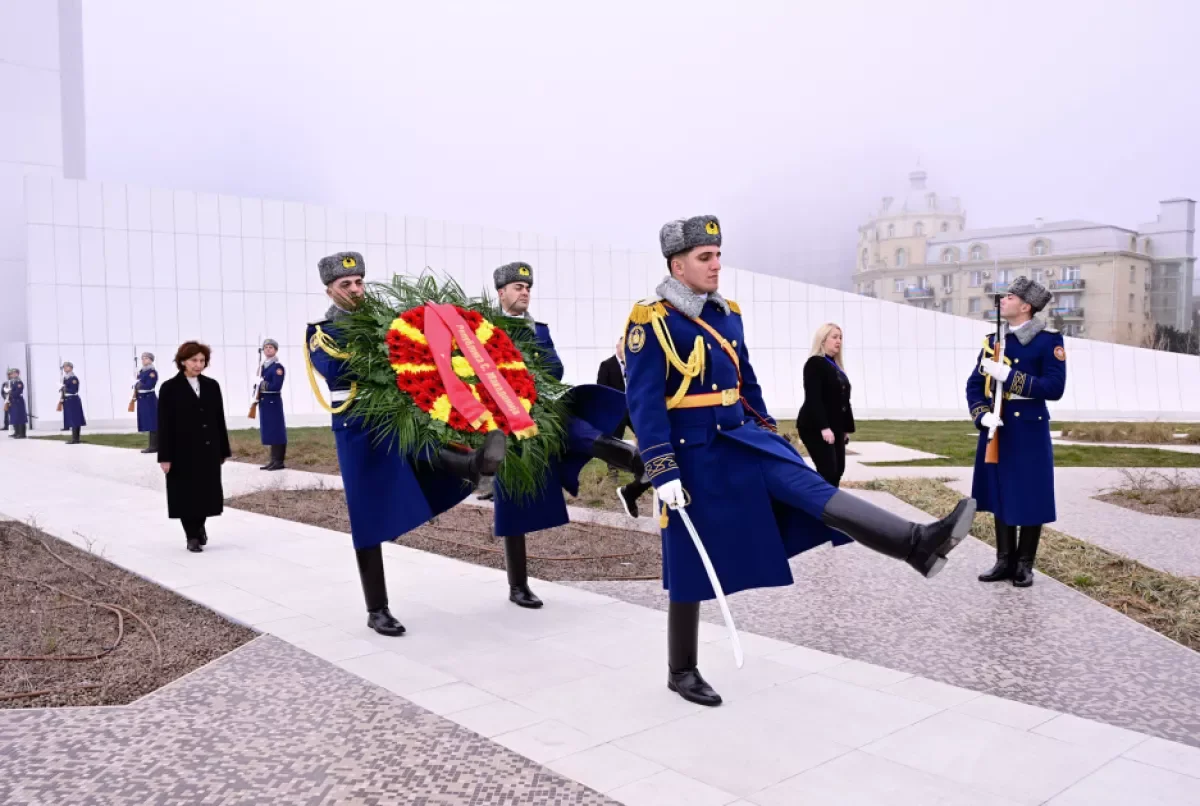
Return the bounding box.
[520,397,533,412]
[391,362,437,375]
[452,356,474,378]
[495,360,527,371]
[476,320,494,344]
[390,317,427,345]
[430,394,452,422]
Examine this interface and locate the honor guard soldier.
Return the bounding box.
[6,369,27,438]
[969,276,1065,588]
[135,352,159,453]
[257,338,288,470]
[60,362,86,444]
[490,261,641,608]
[2,370,11,431]
[624,215,977,707]
[307,251,507,637]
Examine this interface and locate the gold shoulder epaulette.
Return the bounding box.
[727,299,741,315]
[628,300,668,326]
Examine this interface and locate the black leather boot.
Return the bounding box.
[13,425,26,439]
[979,516,1017,582]
[617,478,653,518]
[356,545,405,636]
[433,430,507,486]
[592,435,645,476]
[821,490,976,578]
[69,426,81,444]
[141,431,157,454]
[667,601,722,706]
[1012,526,1042,588]
[260,446,275,470]
[504,534,543,608]
[265,444,286,471]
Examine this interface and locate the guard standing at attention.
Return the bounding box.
[257,338,288,470]
[968,276,1065,588]
[60,361,86,444]
[135,352,159,453]
[624,215,977,707]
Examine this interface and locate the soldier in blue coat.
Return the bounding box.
[135,352,159,453]
[6,369,27,438]
[2,371,11,431]
[490,261,642,608]
[968,277,1066,588]
[256,338,288,471]
[626,215,977,707]
[307,251,507,637]
[60,362,86,444]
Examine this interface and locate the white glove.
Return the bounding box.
[656,479,686,510]
[980,411,1003,430]
[980,359,1011,383]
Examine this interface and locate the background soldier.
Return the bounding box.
[969,277,1066,587]
[7,369,27,439]
[307,251,506,636]
[625,215,976,706]
[134,352,159,453]
[2,370,10,431]
[256,338,288,470]
[60,361,86,444]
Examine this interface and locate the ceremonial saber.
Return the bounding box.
[675,505,744,669]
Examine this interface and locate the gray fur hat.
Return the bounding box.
[660,215,722,259]
[141,351,154,362]
[318,251,366,287]
[494,261,534,289]
[61,361,73,370]
[1008,276,1052,312]
[262,338,279,350]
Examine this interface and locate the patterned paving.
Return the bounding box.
[576,490,1200,749]
[0,635,616,806]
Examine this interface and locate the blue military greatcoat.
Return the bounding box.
[61,375,86,429]
[967,325,1066,526]
[8,378,27,426]
[624,296,848,603]
[492,318,626,536]
[135,366,159,432]
[257,360,287,446]
[307,318,472,550]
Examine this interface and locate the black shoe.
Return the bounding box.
[509,585,544,609]
[186,537,203,553]
[477,490,494,501]
[68,427,81,444]
[141,447,155,453]
[617,479,652,519]
[199,528,208,547]
[979,517,1017,582]
[1012,526,1041,588]
[821,490,976,579]
[668,668,723,706]
[367,607,406,636]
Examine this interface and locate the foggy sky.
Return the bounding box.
[81,0,1200,290]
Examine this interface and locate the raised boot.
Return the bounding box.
[504,534,543,608]
[356,546,405,636]
[821,490,976,579]
[434,430,507,486]
[667,601,722,706]
[617,477,653,518]
[979,517,1017,582]
[141,431,157,454]
[592,435,645,476]
[1012,526,1042,588]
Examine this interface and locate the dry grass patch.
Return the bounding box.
[1059,422,1200,445]
[1095,469,1200,520]
[847,477,1200,653]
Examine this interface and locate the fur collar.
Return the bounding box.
[1006,317,1046,346]
[655,276,730,319]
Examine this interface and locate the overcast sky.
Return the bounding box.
[81,0,1200,289]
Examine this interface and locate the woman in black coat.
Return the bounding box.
[795,323,855,487]
[157,342,232,552]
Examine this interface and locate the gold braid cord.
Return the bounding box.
[305,324,357,415]
[628,302,706,409]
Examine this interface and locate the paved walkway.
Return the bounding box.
[2,438,1200,804]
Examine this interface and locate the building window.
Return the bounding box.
[970,245,983,261]
[940,249,951,264]
[1032,239,1048,256]
[927,193,937,209]
[861,249,868,270]
[942,274,953,290]
[968,297,981,314]
[940,221,949,232]
[887,224,895,238]
[1129,265,1136,284]
[1129,293,1135,312]
[1130,235,1137,252]
[1032,268,1044,284]
[917,276,929,289]
[997,269,1012,284]
[970,271,983,287]
[894,279,905,293]
[895,248,908,268]
[1063,265,1081,281]
[914,222,925,236]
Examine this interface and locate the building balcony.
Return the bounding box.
[858,290,877,299]
[904,287,934,300]
[1051,279,1086,290]
[977,309,1000,320]
[1050,307,1085,320]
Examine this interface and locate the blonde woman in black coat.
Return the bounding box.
[795,323,855,487]
[157,342,232,552]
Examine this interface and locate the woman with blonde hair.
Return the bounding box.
[795,322,855,487]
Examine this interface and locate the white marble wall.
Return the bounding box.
[21,176,1200,427]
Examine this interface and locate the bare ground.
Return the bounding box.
[228,488,665,582]
[0,521,256,709]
